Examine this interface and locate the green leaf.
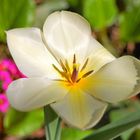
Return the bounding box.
[83,0,118,30]
[110,100,140,122]
[61,128,92,140]
[129,129,140,140]
[110,109,136,140]
[120,5,140,42]
[0,0,35,43]
[67,0,79,7]
[83,110,140,140]
[109,100,140,140]
[110,109,131,122]
[4,107,44,137]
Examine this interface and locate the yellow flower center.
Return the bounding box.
[52,54,93,86]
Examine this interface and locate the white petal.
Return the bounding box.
[51,88,107,130]
[6,78,68,111]
[79,37,115,72]
[43,11,91,59]
[6,28,59,78]
[83,56,140,103]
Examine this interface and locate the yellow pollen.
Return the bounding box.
[52,54,94,85]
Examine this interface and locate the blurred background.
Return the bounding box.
[0,0,140,140]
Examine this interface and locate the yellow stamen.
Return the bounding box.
[80,58,89,71]
[65,59,71,73]
[60,59,67,72]
[52,64,62,75]
[82,70,94,78]
[52,54,94,85]
[73,54,76,64]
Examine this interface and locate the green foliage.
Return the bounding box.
[110,109,135,140]
[61,128,92,140]
[120,5,140,42]
[67,0,79,7]
[83,110,140,140]
[109,100,140,140]
[83,0,118,30]
[129,129,140,140]
[4,107,44,137]
[0,0,35,43]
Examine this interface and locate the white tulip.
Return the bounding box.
[6,11,140,130]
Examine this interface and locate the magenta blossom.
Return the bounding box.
[0,59,26,91]
[0,94,9,113]
[0,59,26,112]
[0,71,12,90]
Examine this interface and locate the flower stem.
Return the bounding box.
[44,106,51,140]
[54,118,62,140]
[44,106,62,140]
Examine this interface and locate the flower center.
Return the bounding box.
[52,54,94,85]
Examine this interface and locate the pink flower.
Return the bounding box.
[0,59,26,91]
[0,71,12,90]
[0,94,9,113]
[0,59,26,112]
[0,59,18,75]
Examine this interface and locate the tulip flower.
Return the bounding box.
[6,11,140,129]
